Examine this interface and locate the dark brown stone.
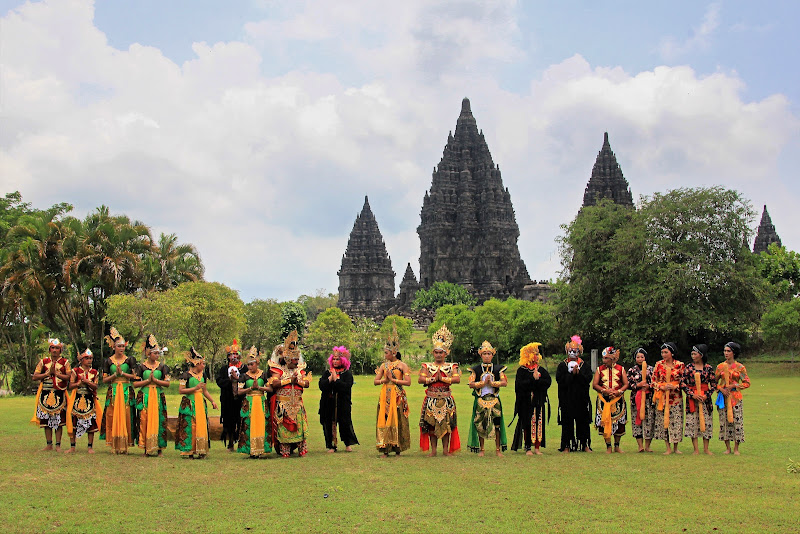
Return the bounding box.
[582,132,634,208]
[753,204,782,254]
[417,98,533,302]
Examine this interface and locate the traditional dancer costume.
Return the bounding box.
[511,342,551,453]
[419,324,461,454]
[269,331,311,457]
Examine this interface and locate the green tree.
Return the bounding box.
[470,299,513,360]
[412,281,476,310]
[378,315,413,351]
[761,299,800,364]
[241,298,283,353]
[297,290,338,321]
[506,298,558,357]
[304,307,354,372]
[167,282,245,375]
[427,304,475,359]
[142,232,204,291]
[280,301,307,338]
[351,317,381,374]
[758,243,800,301]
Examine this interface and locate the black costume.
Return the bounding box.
[318,368,359,450]
[511,365,551,451]
[215,363,245,449]
[556,358,593,451]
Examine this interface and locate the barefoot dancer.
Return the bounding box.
[133,334,170,457]
[31,338,71,452]
[374,322,411,457]
[652,342,684,455]
[627,348,655,452]
[64,348,99,454]
[511,342,551,456]
[319,346,359,453]
[467,341,508,457]
[592,347,628,453]
[716,342,749,455]
[683,344,715,455]
[419,324,460,457]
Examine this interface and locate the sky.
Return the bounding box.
[1,0,798,302]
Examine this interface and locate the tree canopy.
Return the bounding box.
[411,281,476,310]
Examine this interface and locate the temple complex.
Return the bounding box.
[582,132,634,208]
[753,205,782,254]
[336,196,396,318]
[416,98,536,302]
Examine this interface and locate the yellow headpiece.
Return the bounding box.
[284,330,300,359]
[226,339,241,355]
[104,326,126,349]
[431,323,454,354]
[143,333,161,353]
[478,340,496,356]
[184,347,205,366]
[519,342,542,366]
[384,321,399,355]
[246,345,260,364]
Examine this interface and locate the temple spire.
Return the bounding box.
[753,205,782,254]
[582,132,634,208]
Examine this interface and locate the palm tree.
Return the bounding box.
[142,233,204,291]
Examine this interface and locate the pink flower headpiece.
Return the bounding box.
[328,346,351,370]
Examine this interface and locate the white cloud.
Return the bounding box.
[659,2,722,61]
[1,0,797,302]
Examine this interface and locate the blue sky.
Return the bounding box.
[1,0,798,301]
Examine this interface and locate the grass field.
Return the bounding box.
[1,361,798,533]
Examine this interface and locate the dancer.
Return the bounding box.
[319,346,359,453]
[268,331,312,458]
[374,322,411,457]
[652,342,684,455]
[716,342,750,455]
[133,334,170,457]
[556,335,592,452]
[235,346,272,458]
[99,327,138,454]
[592,346,628,453]
[419,324,460,456]
[683,344,715,455]
[467,340,508,457]
[627,348,655,452]
[511,342,551,455]
[175,347,218,458]
[31,338,71,451]
[64,348,99,454]
[216,339,245,452]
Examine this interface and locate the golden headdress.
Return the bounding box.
[104,326,126,349]
[246,345,260,364]
[431,323,454,354]
[384,321,399,355]
[284,330,300,359]
[184,347,205,366]
[565,335,583,355]
[519,342,542,367]
[478,340,496,356]
[226,339,241,355]
[143,333,161,353]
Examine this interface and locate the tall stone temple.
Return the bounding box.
[416,97,537,303]
[582,132,634,208]
[753,205,782,254]
[337,196,396,318]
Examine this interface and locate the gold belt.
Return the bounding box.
[425,389,452,399]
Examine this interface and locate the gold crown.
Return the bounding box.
[246,345,260,364]
[144,333,160,352]
[478,340,496,355]
[226,339,241,355]
[432,323,454,353]
[384,321,399,354]
[185,347,205,365]
[104,326,126,349]
[284,330,300,358]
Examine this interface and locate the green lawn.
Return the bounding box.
[1,362,798,533]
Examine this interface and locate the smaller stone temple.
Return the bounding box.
[337,196,396,318]
[753,205,782,254]
[582,132,634,208]
[396,263,420,308]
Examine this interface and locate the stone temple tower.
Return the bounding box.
[337,196,396,318]
[582,132,634,208]
[417,98,533,302]
[753,205,782,254]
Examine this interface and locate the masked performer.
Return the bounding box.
[419,324,460,457]
[556,335,593,453]
[592,347,628,453]
[627,348,655,452]
[235,346,272,458]
[716,342,750,455]
[64,348,99,454]
[216,339,245,452]
[467,340,508,457]
[175,347,218,459]
[269,331,311,458]
[652,342,685,455]
[682,344,715,455]
[511,342,551,455]
[31,338,71,451]
[374,322,411,457]
[99,328,138,454]
[133,334,170,457]
[319,346,359,453]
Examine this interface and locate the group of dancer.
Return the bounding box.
[30,324,750,458]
